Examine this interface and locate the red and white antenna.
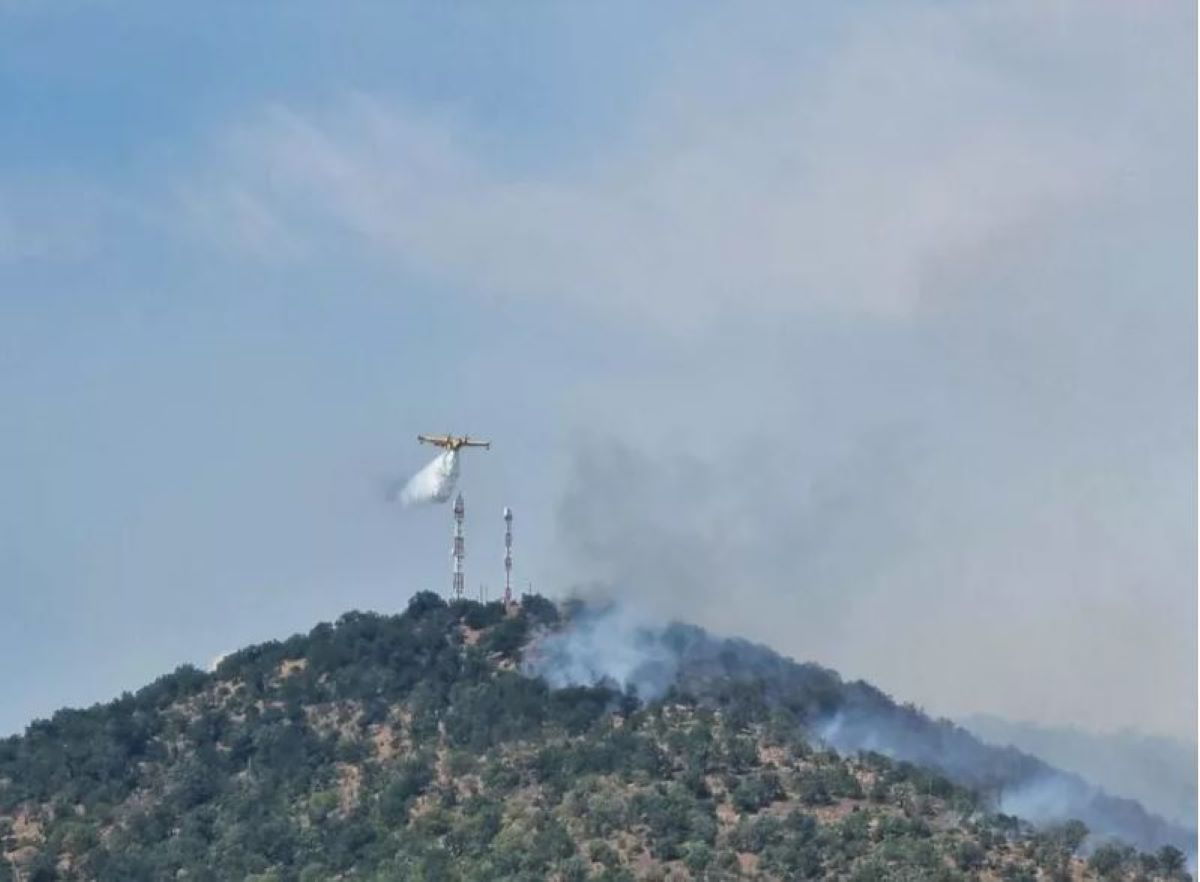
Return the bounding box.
[503,506,513,605]
[451,492,465,600]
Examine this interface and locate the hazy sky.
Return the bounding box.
[1,1,1194,742]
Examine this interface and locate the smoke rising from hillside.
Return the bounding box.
[524,604,679,699]
[393,450,459,506]
[524,603,1196,862]
[962,714,1198,830]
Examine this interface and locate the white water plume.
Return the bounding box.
[392,450,459,506]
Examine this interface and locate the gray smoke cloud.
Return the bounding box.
[523,603,680,699]
[960,714,1198,831]
[551,384,1194,743]
[517,4,1192,748]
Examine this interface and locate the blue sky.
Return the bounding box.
[1,1,1194,743]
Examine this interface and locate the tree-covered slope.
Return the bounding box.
[0,594,1191,881]
[526,607,1194,859]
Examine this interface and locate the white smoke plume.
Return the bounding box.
[390,450,459,506]
[523,604,679,699]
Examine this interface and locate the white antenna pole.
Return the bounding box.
[452,493,465,600]
[503,507,513,605]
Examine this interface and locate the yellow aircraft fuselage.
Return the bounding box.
[417,434,491,452]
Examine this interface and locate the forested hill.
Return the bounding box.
[538,608,1195,860]
[0,594,1192,881]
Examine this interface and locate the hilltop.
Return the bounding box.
[0,594,1192,881]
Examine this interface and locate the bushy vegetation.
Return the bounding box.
[0,594,1190,881]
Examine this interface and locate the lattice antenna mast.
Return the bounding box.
[451,492,465,600]
[503,507,513,605]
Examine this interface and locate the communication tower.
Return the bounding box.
[503,507,513,605]
[451,492,465,600]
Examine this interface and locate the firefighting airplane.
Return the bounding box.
[417,433,491,452]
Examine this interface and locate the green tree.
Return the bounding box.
[1089,842,1134,879]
